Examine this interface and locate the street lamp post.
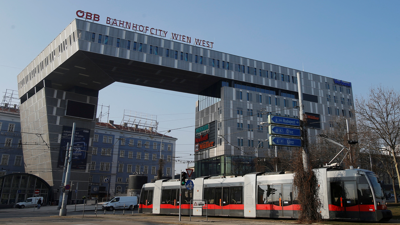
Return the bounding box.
[158,130,171,179]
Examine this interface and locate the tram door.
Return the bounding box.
[215,188,222,215]
[270,184,282,217]
[282,184,293,218]
[330,181,359,219]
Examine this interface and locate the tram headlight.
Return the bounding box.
[377,202,380,206]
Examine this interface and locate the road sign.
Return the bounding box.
[34,189,40,195]
[268,115,300,127]
[75,189,78,193]
[186,168,193,178]
[269,136,301,147]
[269,126,301,137]
[185,180,194,190]
[65,184,71,190]
[193,200,205,208]
[104,178,109,183]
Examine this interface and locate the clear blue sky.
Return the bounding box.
[1,0,399,173]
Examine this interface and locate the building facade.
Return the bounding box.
[16,16,353,191]
[0,106,25,176]
[89,121,176,199]
[0,103,176,201]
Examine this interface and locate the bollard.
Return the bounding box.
[132,205,134,215]
[104,209,106,215]
[113,208,115,215]
[95,203,97,217]
[82,200,85,218]
[123,204,125,215]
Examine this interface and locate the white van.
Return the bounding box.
[16,197,43,208]
[102,196,138,211]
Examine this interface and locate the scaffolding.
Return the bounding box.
[1,89,19,111]
[120,110,158,133]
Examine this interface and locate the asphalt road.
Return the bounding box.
[0,205,297,225]
[1,205,400,225]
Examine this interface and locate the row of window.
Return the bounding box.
[90,162,170,175]
[326,95,353,105]
[20,32,77,88]
[0,154,23,166]
[0,122,16,132]
[237,139,269,148]
[82,32,305,81]
[325,82,351,94]
[236,91,298,108]
[93,135,172,150]
[91,147,172,161]
[2,138,22,148]
[327,107,353,117]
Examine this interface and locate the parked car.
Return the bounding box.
[101,196,138,211]
[16,197,43,208]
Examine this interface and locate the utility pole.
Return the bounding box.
[59,123,76,216]
[297,72,309,171]
[58,142,69,210]
[345,119,352,166]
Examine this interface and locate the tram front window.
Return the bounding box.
[366,172,384,200]
[358,176,374,204]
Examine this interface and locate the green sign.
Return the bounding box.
[195,124,209,134]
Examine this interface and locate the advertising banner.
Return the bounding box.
[195,121,216,152]
[58,126,90,170]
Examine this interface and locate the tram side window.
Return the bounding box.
[215,188,222,206]
[182,189,193,204]
[204,187,215,204]
[282,184,292,206]
[258,185,276,204]
[229,187,242,204]
[358,176,374,205]
[270,185,281,206]
[292,187,299,204]
[139,190,147,204]
[140,189,152,205]
[222,187,229,205]
[330,182,343,206]
[343,182,357,206]
[162,189,172,204]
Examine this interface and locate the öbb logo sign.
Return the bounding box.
[76,10,100,22]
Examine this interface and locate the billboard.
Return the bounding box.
[195,121,216,152]
[305,112,321,129]
[58,126,90,170]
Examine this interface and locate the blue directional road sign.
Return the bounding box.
[185,180,194,191]
[269,136,301,147]
[268,115,300,127]
[269,126,301,137]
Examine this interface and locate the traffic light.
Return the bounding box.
[180,172,187,185]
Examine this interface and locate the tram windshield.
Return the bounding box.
[366,172,384,199]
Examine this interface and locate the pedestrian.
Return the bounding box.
[37,198,42,209]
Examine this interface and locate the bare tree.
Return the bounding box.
[314,116,358,167]
[356,86,400,197]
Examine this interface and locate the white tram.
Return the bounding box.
[139,167,392,222]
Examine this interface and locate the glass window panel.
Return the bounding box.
[229,187,242,204]
[344,181,357,206]
[204,188,215,204]
[282,184,292,206]
[358,176,374,205]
